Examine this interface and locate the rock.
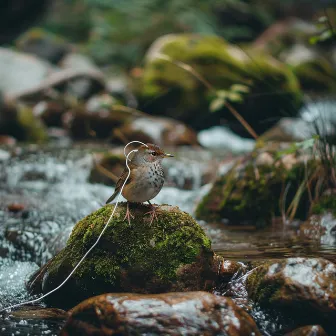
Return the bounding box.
[60,53,106,99]
[115,115,199,147]
[285,325,327,336]
[246,257,336,319]
[61,292,261,336]
[300,213,336,246]
[33,100,66,127]
[0,48,57,97]
[0,135,16,146]
[198,126,255,153]
[16,28,71,64]
[62,103,128,140]
[0,97,48,142]
[88,151,124,186]
[195,144,316,226]
[137,34,301,135]
[7,203,25,213]
[28,203,216,308]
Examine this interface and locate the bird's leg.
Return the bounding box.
[144,200,160,224]
[123,202,134,225]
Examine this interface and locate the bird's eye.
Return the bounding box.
[151,152,157,156]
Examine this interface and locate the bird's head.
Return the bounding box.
[132,143,174,165]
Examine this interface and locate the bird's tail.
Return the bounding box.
[105,190,118,204]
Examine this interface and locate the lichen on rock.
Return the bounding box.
[28,203,215,308]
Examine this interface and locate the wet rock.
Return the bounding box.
[16,28,71,64]
[33,100,67,127]
[137,34,301,135]
[0,48,56,97]
[28,203,216,308]
[60,53,106,99]
[246,257,336,319]
[285,325,327,336]
[116,115,199,147]
[300,213,336,246]
[0,135,16,146]
[7,203,25,213]
[195,143,315,226]
[61,292,261,336]
[63,103,128,140]
[88,151,124,186]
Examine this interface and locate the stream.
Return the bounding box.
[0,143,336,335]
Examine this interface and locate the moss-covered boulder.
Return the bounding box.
[196,143,317,226]
[246,258,336,328]
[136,34,301,135]
[28,203,215,308]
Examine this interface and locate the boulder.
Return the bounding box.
[285,325,327,336]
[195,143,316,226]
[28,203,216,308]
[246,258,336,319]
[16,28,71,64]
[61,292,261,336]
[136,34,301,135]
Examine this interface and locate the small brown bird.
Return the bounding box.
[106,143,174,224]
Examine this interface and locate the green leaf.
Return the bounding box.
[230,84,250,93]
[210,97,225,112]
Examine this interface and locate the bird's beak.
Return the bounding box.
[164,153,174,158]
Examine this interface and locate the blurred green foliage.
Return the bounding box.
[40,0,276,67]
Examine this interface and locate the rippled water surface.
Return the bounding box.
[1,144,336,335]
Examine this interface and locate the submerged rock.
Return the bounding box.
[246,258,336,321]
[28,203,216,308]
[285,325,327,336]
[61,292,261,336]
[137,34,301,135]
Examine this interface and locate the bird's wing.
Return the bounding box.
[105,164,135,204]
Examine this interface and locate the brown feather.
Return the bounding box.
[105,163,135,204]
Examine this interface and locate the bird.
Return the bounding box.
[105,143,174,224]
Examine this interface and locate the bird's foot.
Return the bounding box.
[144,204,160,224]
[124,203,135,226]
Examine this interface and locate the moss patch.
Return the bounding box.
[33,203,214,308]
[196,148,318,226]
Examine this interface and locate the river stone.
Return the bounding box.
[60,292,261,336]
[28,203,215,308]
[284,325,327,336]
[246,257,336,316]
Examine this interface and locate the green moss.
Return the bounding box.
[17,105,48,143]
[137,34,302,132]
[312,194,336,217]
[44,203,213,307]
[196,150,318,226]
[246,262,283,305]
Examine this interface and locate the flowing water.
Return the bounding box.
[0,142,335,335]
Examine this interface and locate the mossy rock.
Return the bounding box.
[16,28,70,64]
[196,145,317,226]
[28,203,215,308]
[136,34,302,135]
[246,258,336,329]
